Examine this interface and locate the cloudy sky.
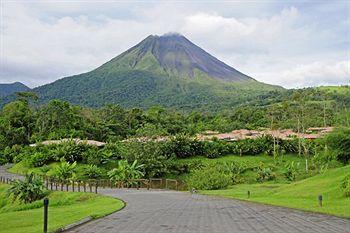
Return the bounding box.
[0,0,349,88]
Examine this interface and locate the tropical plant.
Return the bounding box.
[83,165,102,179]
[186,164,232,190]
[27,152,52,167]
[108,160,144,186]
[283,161,300,181]
[256,162,275,182]
[340,174,350,197]
[53,160,77,180]
[7,173,47,203]
[324,128,350,163]
[223,161,246,184]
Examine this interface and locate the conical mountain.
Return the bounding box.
[100,33,253,82]
[34,33,281,110]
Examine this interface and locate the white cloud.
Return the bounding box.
[266,60,350,88]
[0,1,349,89]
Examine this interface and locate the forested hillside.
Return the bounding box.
[0,86,348,148]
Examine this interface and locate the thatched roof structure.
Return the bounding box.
[30,138,106,147]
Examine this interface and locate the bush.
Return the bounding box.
[324,128,350,163]
[53,161,77,180]
[341,175,350,197]
[2,145,24,163]
[125,141,171,178]
[202,140,229,158]
[164,134,203,158]
[283,161,300,181]
[186,163,232,190]
[7,173,47,203]
[108,160,144,186]
[256,162,275,182]
[28,152,52,167]
[53,141,91,162]
[82,165,103,179]
[81,148,102,165]
[223,161,246,184]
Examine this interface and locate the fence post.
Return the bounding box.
[83,181,86,192]
[43,198,49,233]
[318,195,323,207]
[247,190,250,198]
[95,181,98,194]
[45,176,49,189]
[89,181,92,193]
[78,182,81,192]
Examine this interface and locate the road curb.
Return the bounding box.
[52,216,93,232]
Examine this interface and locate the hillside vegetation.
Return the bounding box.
[30,34,281,110]
[202,165,350,218]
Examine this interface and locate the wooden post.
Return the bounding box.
[175,180,178,191]
[72,180,75,192]
[45,177,49,189]
[247,190,250,198]
[66,182,69,192]
[89,181,92,193]
[50,180,53,190]
[60,181,63,191]
[43,198,49,233]
[55,180,58,191]
[83,182,86,192]
[95,181,98,194]
[78,182,81,192]
[318,195,323,207]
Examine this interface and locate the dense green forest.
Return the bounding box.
[0,86,349,149]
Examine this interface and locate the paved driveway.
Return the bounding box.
[1,165,349,233]
[65,188,350,233]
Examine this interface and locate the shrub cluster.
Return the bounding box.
[341,175,350,197]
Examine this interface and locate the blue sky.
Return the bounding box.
[0,0,349,88]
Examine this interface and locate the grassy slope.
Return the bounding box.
[170,154,309,182]
[0,184,124,233]
[202,165,350,218]
[11,153,312,183]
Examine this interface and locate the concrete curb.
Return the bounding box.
[52,216,93,232]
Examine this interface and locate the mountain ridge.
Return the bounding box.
[0,82,30,97]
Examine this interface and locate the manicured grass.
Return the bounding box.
[8,161,58,175]
[202,165,350,218]
[0,184,124,233]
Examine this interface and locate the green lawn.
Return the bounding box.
[0,184,124,233]
[202,165,350,218]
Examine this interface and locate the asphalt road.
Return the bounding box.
[1,165,349,233]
